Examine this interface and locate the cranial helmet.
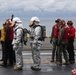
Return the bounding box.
[13,17,22,23]
[55,18,61,23]
[30,16,40,23]
[67,20,73,25]
[12,17,22,27]
[30,16,40,26]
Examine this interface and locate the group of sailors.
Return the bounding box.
[0,16,75,71]
[50,18,75,66]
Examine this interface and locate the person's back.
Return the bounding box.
[58,25,68,44]
[2,20,14,67]
[5,26,13,43]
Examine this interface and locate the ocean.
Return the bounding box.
[0,20,76,36]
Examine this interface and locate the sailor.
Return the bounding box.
[29,16,42,70]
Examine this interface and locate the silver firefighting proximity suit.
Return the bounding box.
[12,23,23,68]
[30,25,42,68]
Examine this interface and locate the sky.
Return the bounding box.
[0,0,76,21]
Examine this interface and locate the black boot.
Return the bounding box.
[31,66,41,71]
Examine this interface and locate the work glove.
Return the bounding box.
[33,40,37,44]
[13,44,18,50]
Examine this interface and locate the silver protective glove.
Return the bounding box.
[13,44,18,50]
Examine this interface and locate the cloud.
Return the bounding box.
[0,0,76,13]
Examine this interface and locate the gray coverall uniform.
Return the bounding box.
[30,25,42,69]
